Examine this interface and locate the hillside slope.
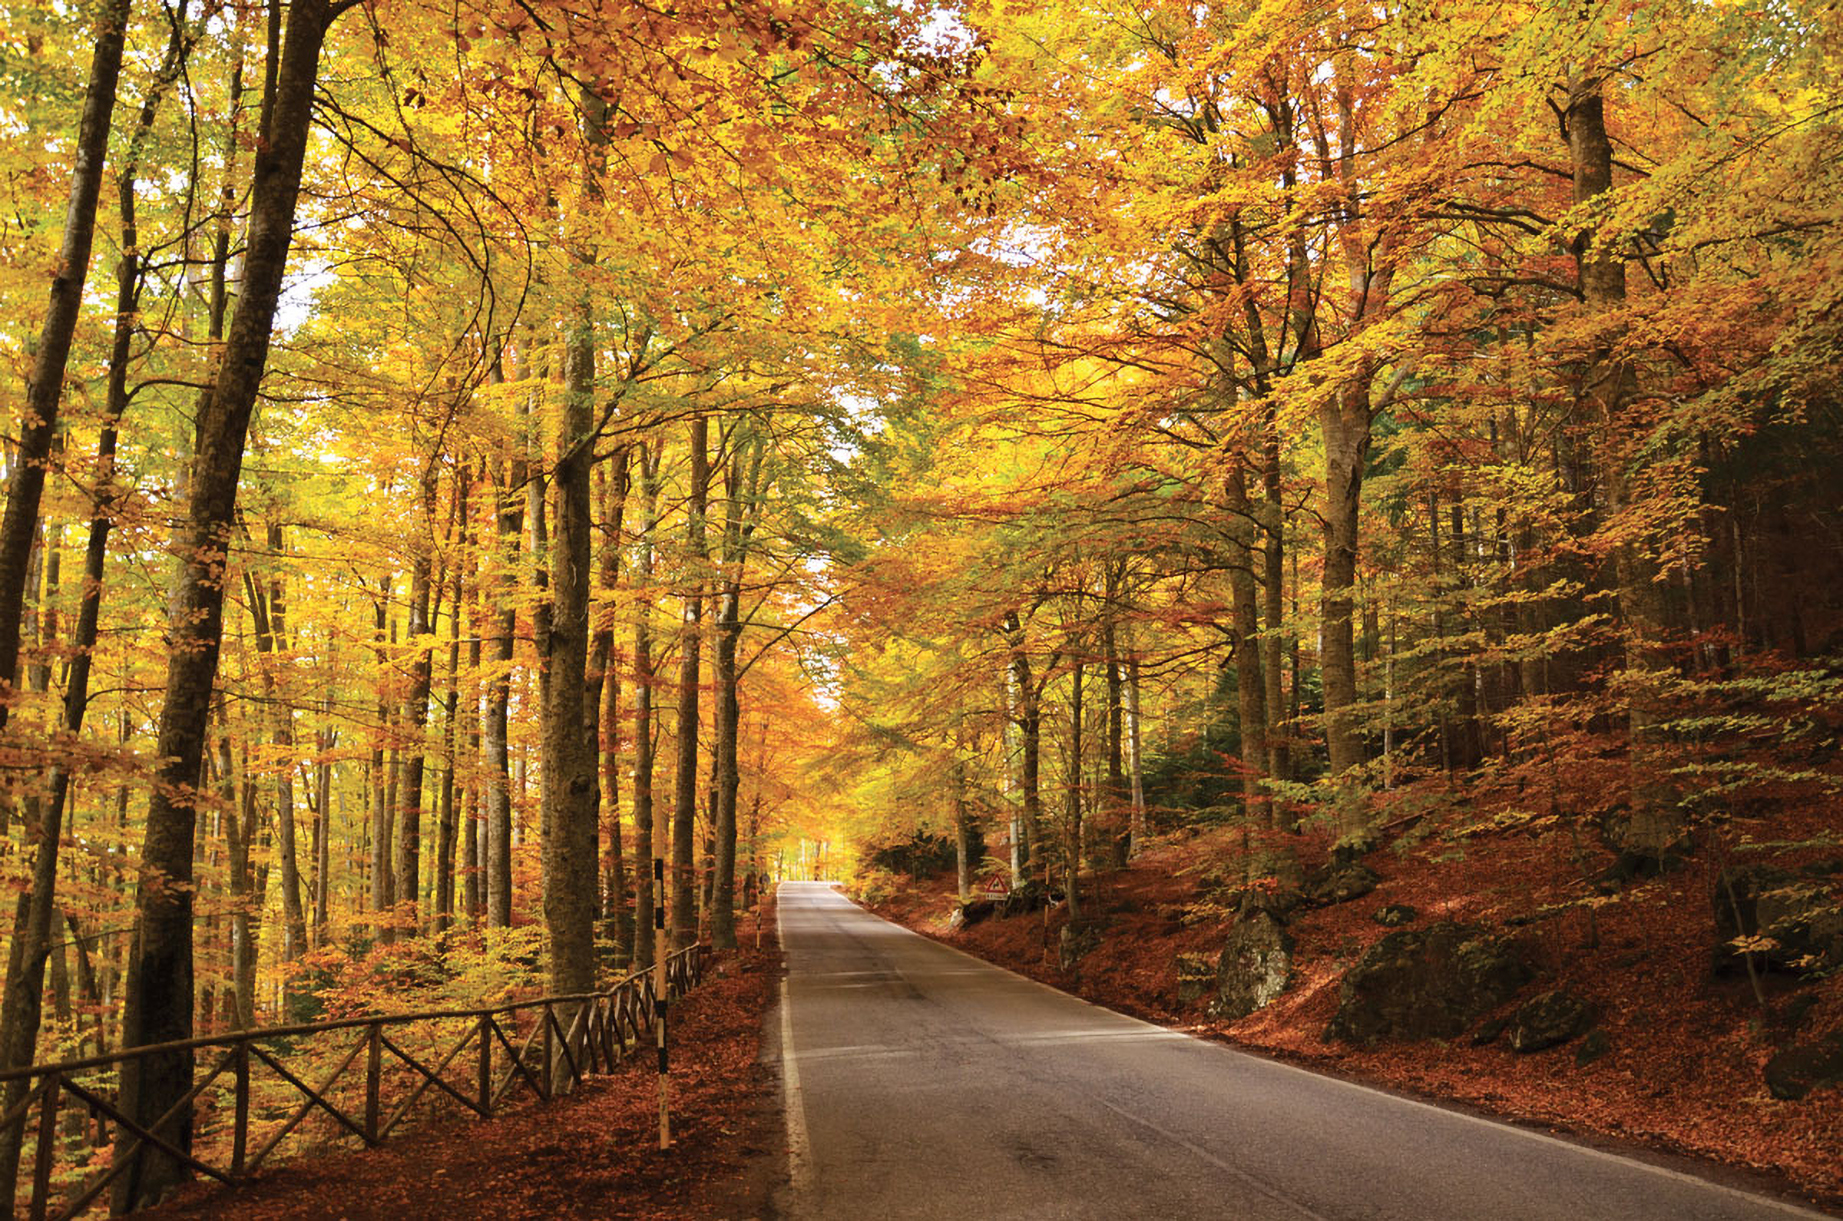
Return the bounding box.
[867,820,1843,1208]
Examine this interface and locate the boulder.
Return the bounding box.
[1507,988,1595,1052]
[1373,903,1418,927]
[1470,1015,1509,1047]
[1302,862,1380,909]
[949,899,996,931]
[1574,1028,1611,1066]
[1175,953,1218,1005]
[1763,1033,1843,1101]
[1598,805,1691,881]
[1222,847,1307,921]
[1209,911,1295,1020]
[1000,880,1063,919]
[1713,865,1843,978]
[1331,827,1380,867]
[1326,922,1532,1046]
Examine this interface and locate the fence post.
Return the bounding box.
[29,1074,59,1221]
[364,1023,382,1144]
[539,1007,553,1101]
[477,1015,492,1118]
[232,1041,250,1178]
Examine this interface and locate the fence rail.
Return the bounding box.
[0,945,709,1220]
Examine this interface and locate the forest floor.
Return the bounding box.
[868,815,1843,1211]
[140,908,785,1221]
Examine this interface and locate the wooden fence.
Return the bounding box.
[0,945,709,1219]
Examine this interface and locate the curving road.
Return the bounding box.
[770,880,1832,1221]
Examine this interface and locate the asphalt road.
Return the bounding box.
[771,880,1833,1221]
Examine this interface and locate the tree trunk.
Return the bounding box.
[114,0,337,1204]
[436,469,466,934]
[1566,74,1675,839]
[244,523,307,978]
[711,438,764,950]
[543,85,604,999]
[1065,661,1084,920]
[0,0,132,734]
[1004,612,1042,869]
[1224,461,1270,824]
[370,582,396,934]
[670,414,709,949]
[1125,656,1146,854]
[1319,386,1370,788]
[486,442,525,928]
[587,452,627,950]
[630,442,662,968]
[395,473,437,935]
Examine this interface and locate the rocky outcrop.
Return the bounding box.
[1326,922,1532,1045]
[1598,806,1691,880]
[1176,952,1217,1004]
[1507,988,1595,1053]
[1302,862,1380,909]
[1713,865,1843,978]
[949,899,996,931]
[1209,911,1295,1020]
[1764,1033,1843,1100]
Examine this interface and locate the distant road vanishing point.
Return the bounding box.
[770,881,1833,1221]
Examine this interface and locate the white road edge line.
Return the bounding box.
[777,895,814,1201]
[842,892,1836,1220]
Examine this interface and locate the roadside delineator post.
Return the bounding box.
[654,856,669,1149]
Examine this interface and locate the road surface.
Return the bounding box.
[771,880,1832,1221]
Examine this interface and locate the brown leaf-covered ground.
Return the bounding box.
[140,911,784,1221]
[871,819,1843,1212]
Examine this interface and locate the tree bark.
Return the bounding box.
[670,413,709,949]
[486,439,526,928]
[711,437,764,950]
[1224,461,1270,824]
[114,0,338,1204]
[1004,611,1041,869]
[395,472,437,935]
[543,83,605,999]
[436,468,467,934]
[0,11,181,1197]
[0,0,132,733]
[630,442,662,968]
[370,581,395,934]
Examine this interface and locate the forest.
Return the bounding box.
[1,0,1840,1210]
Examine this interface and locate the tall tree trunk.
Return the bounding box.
[436,469,466,934]
[243,523,306,977]
[1319,385,1370,787]
[114,0,338,1204]
[1565,74,1674,841]
[370,581,395,934]
[1065,660,1084,921]
[1125,655,1146,855]
[0,0,132,734]
[591,455,629,951]
[711,438,764,950]
[952,741,972,905]
[1104,623,1125,862]
[543,82,605,999]
[670,414,709,949]
[1224,461,1270,824]
[630,443,662,968]
[486,439,525,928]
[1004,611,1041,870]
[462,537,483,923]
[396,472,437,935]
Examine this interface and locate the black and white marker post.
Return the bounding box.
[654,856,669,1148]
